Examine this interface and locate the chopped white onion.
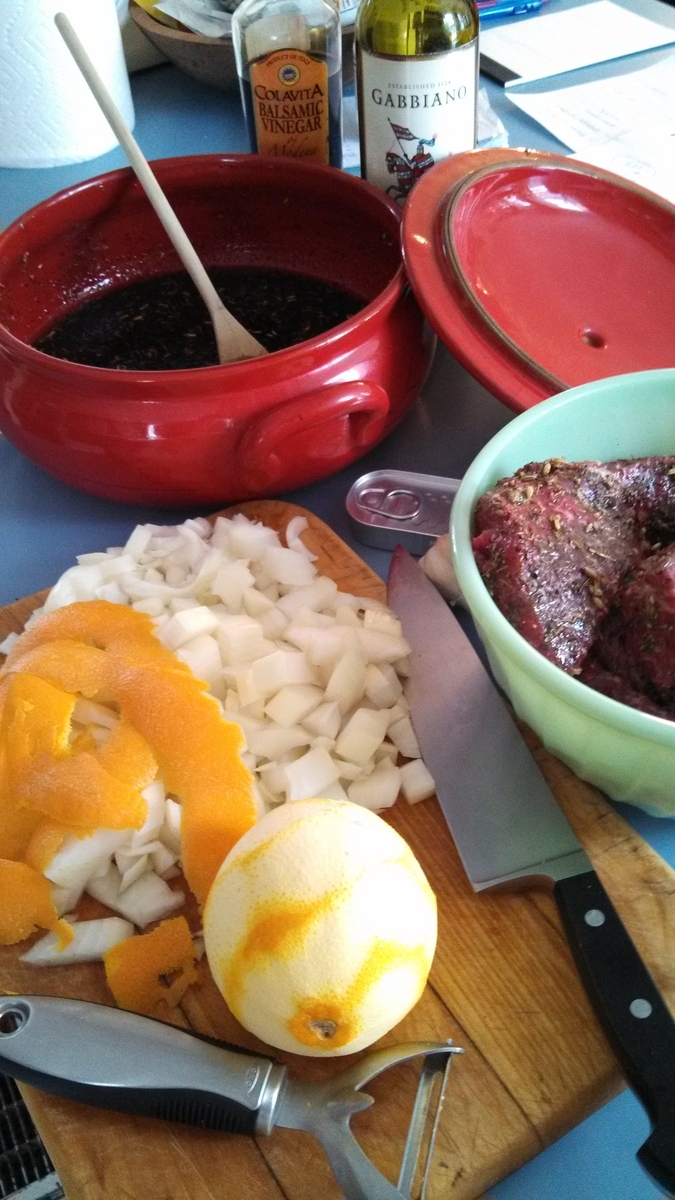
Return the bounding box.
[21,918,134,965]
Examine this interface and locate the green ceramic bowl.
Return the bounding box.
[450,368,675,816]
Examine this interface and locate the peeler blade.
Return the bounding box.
[274,1041,463,1200]
[397,1046,460,1200]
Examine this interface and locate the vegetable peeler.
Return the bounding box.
[0,995,463,1200]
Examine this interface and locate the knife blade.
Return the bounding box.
[388,545,675,1197]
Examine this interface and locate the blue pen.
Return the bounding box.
[478,0,544,17]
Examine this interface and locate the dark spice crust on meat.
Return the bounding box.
[473,456,675,719]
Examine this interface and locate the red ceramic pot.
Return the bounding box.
[0,155,434,506]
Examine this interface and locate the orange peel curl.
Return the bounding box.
[103,915,199,1016]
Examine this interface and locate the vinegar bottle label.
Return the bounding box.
[249,50,330,163]
[358,43,477,200]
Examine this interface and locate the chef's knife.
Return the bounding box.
[388,546,675,1197]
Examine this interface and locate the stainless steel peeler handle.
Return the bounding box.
[0,996,462,1200]
[0,995,287,1136]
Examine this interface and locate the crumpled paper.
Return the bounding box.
[156,0,238,37]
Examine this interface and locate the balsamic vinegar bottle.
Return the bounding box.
[232,0,343,168]
[355,0,478,200]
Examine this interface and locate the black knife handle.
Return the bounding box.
[554,870,675,1196]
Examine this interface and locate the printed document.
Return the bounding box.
[480,0,675,85]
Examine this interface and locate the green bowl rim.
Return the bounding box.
[450,368,675,750]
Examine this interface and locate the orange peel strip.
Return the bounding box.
[0,858,73,947]
[0,675,76,860]
[103,915,199,1016]
[2,641,111,698]
[107,652,256,905]
[16,750,148,830]
[1,601,159,666]
[23,818,90,874]
[2,602,257,904]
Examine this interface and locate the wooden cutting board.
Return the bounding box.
[1,499,675,1200]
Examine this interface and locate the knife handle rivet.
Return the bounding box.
[584,908,606,927]
[629,999,653,1020]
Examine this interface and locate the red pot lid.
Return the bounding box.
[401,147,675,413]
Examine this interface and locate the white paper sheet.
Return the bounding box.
[508,55,675,204]
[480,0,675,85]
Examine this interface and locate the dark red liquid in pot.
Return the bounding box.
[34,267,364,370]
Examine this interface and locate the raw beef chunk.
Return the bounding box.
[473,456,675,715]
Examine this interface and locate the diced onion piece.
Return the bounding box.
[387,702,409,727]
[87,864,123,909]
[388,716,421,759]
[96,582,127,605]
[399,758,436,803]
[175,633,223,690]
[72,698,119,730]
[358,629,412,665]
[159,605,219,651]
[324,650,367,715]
[133,597,166,618]
[263,546,316,587]
[21,917,135,965]
[251,650,317,698]
[212,561,256,610]
[0,631,21,655]
[316,780,350,802]
[119,855,150,894]
[364,663,403,709]
[335,708,390,767]
[375,740,399,765]
[124,524,154,561]
[334,605,360,628]
[130,781,166,851]
[363,609,403,638]
[44,829,132,890]
[302,700,341,740]
[161,797,182,856]
[215,614,266,666]
[152,843,178,876]
[348,760,401,811]
[247,724,312,760]
[241,586,275,617]
[228,517,280,560]
[92,864,184,927]
[285,515,317,560]
[276,577,337,618]
[264,684,323,728]
[283,746,340,802]
[51,881,84,916]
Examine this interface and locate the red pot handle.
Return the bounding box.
[240,380,390,491]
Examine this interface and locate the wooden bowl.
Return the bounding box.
[130,2,239,90]
[129,1,355,92]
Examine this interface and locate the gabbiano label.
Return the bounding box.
[358,42,477,200]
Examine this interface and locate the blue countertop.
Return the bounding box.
[0,39,672,1200]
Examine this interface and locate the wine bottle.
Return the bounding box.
[355,0,478,200]
[232,0,343,169]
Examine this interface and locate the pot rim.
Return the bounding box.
[0,153,406,384]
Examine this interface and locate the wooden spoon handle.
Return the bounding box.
[54,13,267,365]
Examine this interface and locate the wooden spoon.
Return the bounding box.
[54,13,267,365]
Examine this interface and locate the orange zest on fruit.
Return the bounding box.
[103,915,199,1016]
[0,858,73,947]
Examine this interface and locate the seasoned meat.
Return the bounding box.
[473,455,675,718]
[620,546,675,694]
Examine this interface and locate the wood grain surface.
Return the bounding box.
[2,500,675,1200]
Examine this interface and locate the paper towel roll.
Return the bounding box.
[0,0,135,168]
